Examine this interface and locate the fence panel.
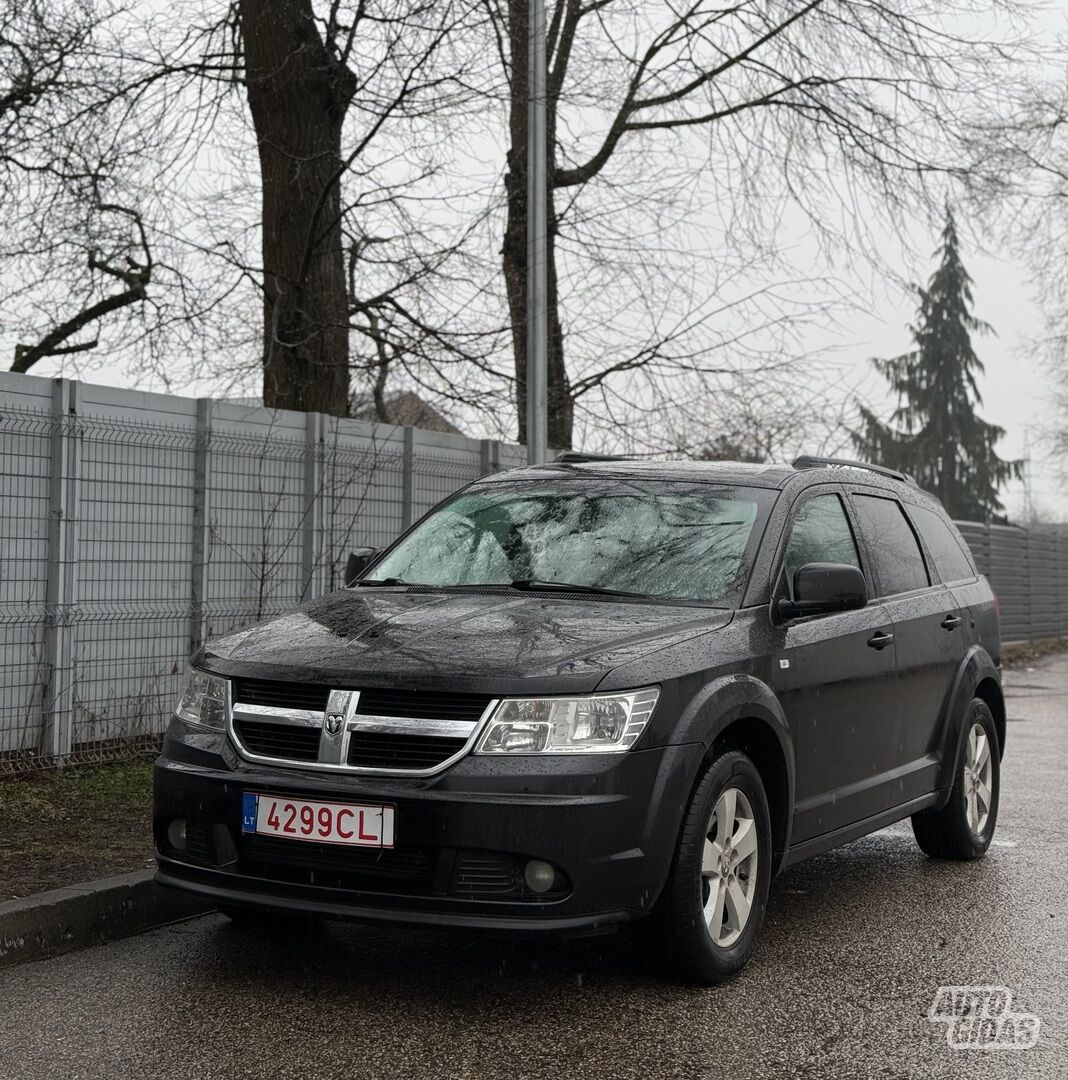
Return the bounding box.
[0,386,53,762]
[0,374,526,773]
[206,405,310,640]
[72,406,198,752]
[6,368,1068,773]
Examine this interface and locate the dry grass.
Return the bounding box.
[1002,638,1068,669]
[0,759,155,901]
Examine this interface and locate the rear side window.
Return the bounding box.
[852,494,930,596]
[782,494,861,598]
[909,505,977,582]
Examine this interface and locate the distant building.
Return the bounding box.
[349,390,462,435]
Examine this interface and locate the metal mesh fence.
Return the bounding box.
[0,375,511,774]
[4,371,1067,775]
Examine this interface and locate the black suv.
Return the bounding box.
[155,455,1004,982]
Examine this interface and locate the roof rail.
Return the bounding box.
[792,455,915,485]
[554,451,635,463]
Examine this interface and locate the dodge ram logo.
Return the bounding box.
[324,712,345,736]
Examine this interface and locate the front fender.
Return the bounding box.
[933,646,1003,810]
[671,673,795,873]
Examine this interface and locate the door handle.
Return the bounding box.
[867,630,894,650]
[940,614,963,631]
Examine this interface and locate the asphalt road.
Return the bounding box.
[2,661,1067,1080]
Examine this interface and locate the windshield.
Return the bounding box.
[366,481,772,604]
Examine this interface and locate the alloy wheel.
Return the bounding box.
[701,787,759,947]
[964,722,994,834]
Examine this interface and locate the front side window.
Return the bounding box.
[782,494,861,599]
[852,494,930,596]
[368,481,772,605]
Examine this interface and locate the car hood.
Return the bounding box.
[198,588,733,694]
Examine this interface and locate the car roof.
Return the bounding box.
[478,459,796,488]
[475,457,928,498]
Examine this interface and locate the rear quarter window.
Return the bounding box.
[909,504,977,583]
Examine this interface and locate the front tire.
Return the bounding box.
[641,750,773,984]
[912,699,1000,860]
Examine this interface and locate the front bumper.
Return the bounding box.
[154,719,704,932]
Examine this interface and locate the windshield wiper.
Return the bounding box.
[351,576,410,587]
[508,578,653,599]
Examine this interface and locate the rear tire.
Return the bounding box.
[639,750,773,984]
[912,699,1000,860]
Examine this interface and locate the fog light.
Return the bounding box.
[167,819,187,851]
[523,859,556,894]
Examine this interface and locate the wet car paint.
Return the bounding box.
[157,459,1004,930]
[199,589,734,693]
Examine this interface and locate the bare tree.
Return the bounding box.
[657,364,856,461]
[966,77,1068,481]
[240,0,356,414]
[1,1,156,373]
[239,0,493,417]
[1,0,498,422]
[486,0,1038,449]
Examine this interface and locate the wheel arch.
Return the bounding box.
[973,675,1006,761]
[933,646,1004,810]
[675,674,795,876]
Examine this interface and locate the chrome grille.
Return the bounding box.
[347,732,468,770]
[356,689,491,724]
[233,719,321,762]
[227,681,497,777]
[233,679,329,712]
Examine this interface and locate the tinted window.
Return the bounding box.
[909,505,976,582]
[852,495,929,595]
[783,495,860,599]
[371,482,771,604]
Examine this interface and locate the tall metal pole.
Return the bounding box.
[526,0,549,465]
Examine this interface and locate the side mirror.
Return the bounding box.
[777,562,867,620]
[343,547,378,587]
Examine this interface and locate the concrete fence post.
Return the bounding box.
[1060,528,1068,637]
[190,398,213,655]
[1019,531,1028,639]
[480,438,501,476]
[302,412,326,600]
[42,378,80,762]
[400,427,415,531]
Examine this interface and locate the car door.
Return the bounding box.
[771,489,901,844]
[848,491,966,808]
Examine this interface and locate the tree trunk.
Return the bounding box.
[241,0,355,415]
[503,0,573,450]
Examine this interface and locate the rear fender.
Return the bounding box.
[932,646,1003,810]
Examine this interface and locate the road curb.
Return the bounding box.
[0,870,214,968]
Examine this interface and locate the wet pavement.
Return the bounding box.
[2,659,1066,1080]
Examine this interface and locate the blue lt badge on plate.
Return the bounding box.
[241,792,259,833]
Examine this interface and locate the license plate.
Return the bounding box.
[241,792,395,848]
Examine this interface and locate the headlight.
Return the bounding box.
[174,669,230,729]
[475,688,659,754]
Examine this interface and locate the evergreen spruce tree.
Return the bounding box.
[854,208,1022,521]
